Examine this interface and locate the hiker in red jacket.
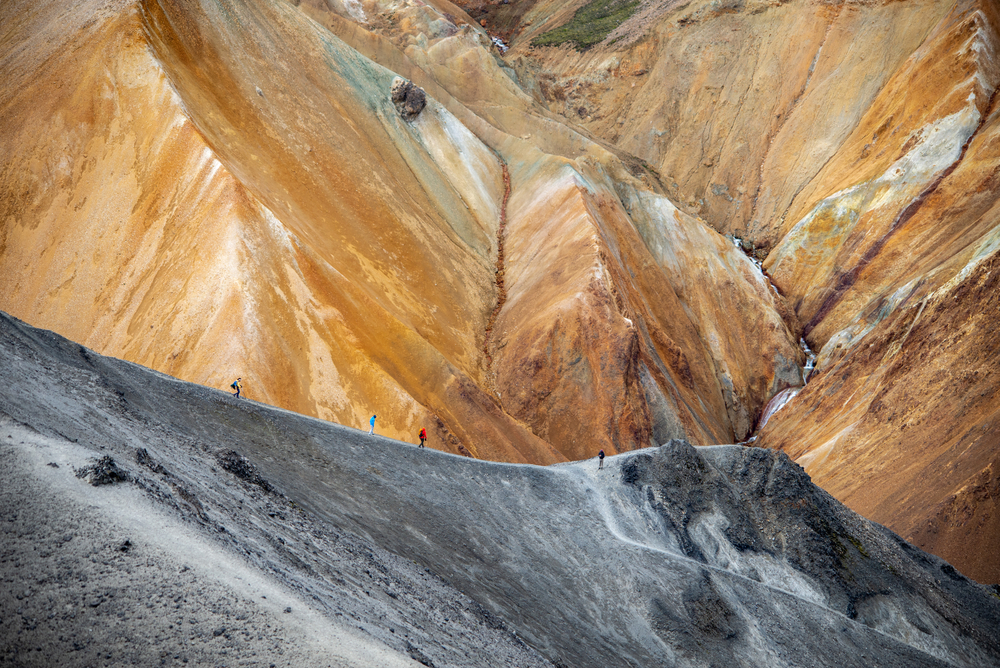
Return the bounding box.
[419,428,427,448]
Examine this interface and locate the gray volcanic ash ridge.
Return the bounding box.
[1,309,998,668]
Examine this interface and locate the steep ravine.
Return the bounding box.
[802,81,1000,337]
[729,236,812,436]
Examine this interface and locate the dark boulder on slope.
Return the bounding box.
[0,309,998,668]
[391,76,427,120]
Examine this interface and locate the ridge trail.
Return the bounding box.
[566,455,960,665]
[572,460,839,615]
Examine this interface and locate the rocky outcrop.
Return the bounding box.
[2,311,999,668]
[390,76,427,120]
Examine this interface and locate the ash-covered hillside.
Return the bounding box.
[2,311,999,668]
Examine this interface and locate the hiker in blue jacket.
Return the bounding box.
[369,415,377,436]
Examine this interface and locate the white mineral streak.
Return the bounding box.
[872,107,980,193]
[815,277,921,373]
[258,202,295,253]
[342,0,366,23]
[688,510,828,608]
[808,96,996,369]
[585,462,829,609]
[962,9,1000,101]
[770,107,981,283]
[934,219,1000,298]
[634,192,773,300]
[413,103,502,231]
[795,424,854,472]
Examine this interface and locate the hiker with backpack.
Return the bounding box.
[419,428,427,447]
[231,377,242,398]
[598,449,605,470]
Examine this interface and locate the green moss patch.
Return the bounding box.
[531,0,641,50]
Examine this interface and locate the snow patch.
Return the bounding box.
[757,387,802,431]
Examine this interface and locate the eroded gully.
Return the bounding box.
[483,160,511,384]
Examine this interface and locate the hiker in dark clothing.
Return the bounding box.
[231,378,242,398]
[419,428,427,448]
[598,449,605,470]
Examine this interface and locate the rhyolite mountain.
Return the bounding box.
[3,311,1000,667]
[1,0,998,587]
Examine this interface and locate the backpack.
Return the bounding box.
[231,381,238,390]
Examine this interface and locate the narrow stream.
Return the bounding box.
[732,235,815,383]
[800,336,817,384]
[732,236,778,296]
[731,236,817,441]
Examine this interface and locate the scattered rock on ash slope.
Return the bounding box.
[217,448,276,494]
[74,455,130,486]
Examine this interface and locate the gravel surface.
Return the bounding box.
[1,428,379,668]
